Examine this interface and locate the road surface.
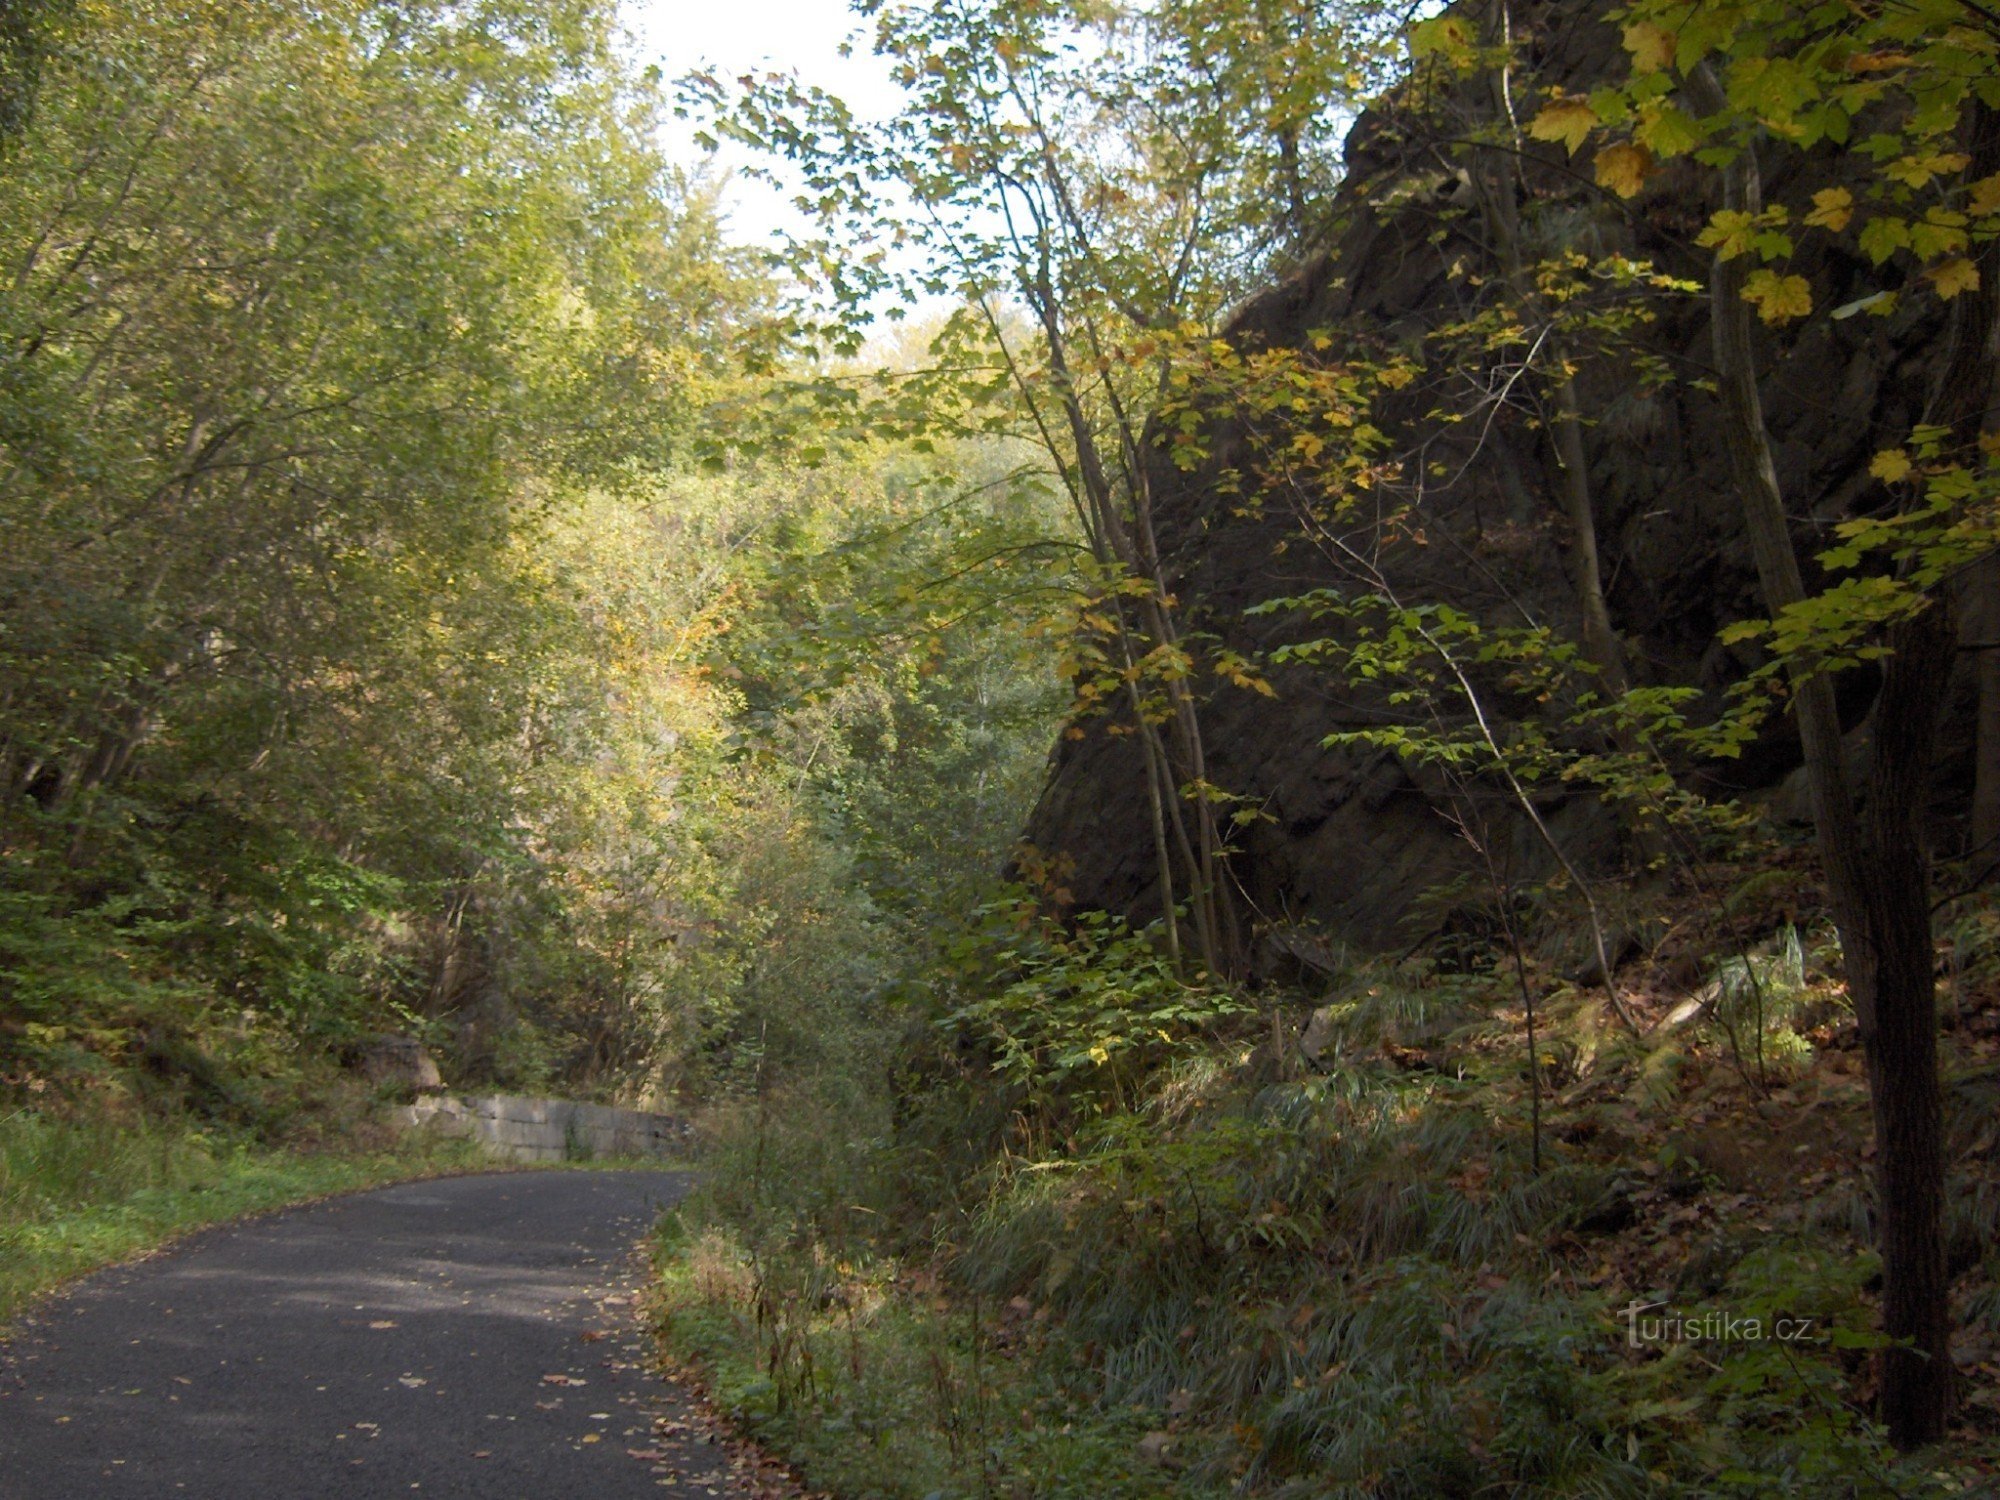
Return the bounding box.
[0,1170,768,1498]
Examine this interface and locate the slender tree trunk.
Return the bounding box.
[1037,286,1234,973]
[1967,354,2000,872]
[1688,65,1965,1447]
[1862,602,1957,1448]
[1970,559,2000,870]
[1476,10,1662,872]
[1958,190,2000,870]
[1477,25,1630,700]
[1547,375,1630,700]
[1113,622,1185,972]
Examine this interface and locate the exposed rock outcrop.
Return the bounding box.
[1022,1,1965,952]
[350,1033,444,1094]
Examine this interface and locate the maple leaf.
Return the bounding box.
[1622,21,1676,74]
[1409,14,1476,65]
[1857,216,1910,265]
[1869,449,1913,483]
[1741,269,1813,324]
[1930,257,1981,299]
[1696,209,1756,260]
[1971,172,2000,217]
[1887,150,1970,188]
[1847,50,1913,73]
[1803,187,1852,233]
[1636,103,1702,159]
[1528,96,1599,156]
[1593,142,1655,198]
[1909,214,1969,261]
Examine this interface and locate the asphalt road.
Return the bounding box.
[0,1169,756,1499]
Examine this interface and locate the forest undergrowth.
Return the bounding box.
[654,855,2000,1498]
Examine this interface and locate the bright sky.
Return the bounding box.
[621,0,901,247]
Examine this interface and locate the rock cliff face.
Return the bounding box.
[1022,2,1964,952]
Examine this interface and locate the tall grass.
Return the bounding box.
[0,1108,221,1220]
[0,1102,482,1322]
[655,942,1992,1498]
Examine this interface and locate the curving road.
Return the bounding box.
[0,1170,761,1499]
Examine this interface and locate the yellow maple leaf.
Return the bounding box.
[1870,448,1913,482]
[1622,21,1676,74]
[1804,187,1853,233]
[1741,269,1813,324]
[1931,257,1981,298]
[1593,142,1655,199]
[1410,14,1476,64]
[1971,172,2000,217]
[1696,209,1756,260]
[1528,96,1599,156]
[1888,151,1971,189]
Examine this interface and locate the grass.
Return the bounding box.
[0,1101,486,1326]
[652,1216,1219,1500]
[651,896,2000,1498]
[0,1085,699,1330]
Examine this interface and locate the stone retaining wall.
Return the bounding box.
[397,1093,689,1162]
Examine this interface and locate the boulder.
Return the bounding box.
[354,1034,443,1093]
[1299,1005,1340,1066]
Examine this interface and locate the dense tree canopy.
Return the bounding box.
[11,0,2000,1490]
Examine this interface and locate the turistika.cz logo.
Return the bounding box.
[1620,1301,1820,1348]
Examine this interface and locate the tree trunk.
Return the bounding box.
[1475,9,1663,869]
[1547,373,1630,701]
[1968,368,2000,872]
[1970,559,2000,871]
[1688,65,1961,1447]
[1475,15,1634,694]
[1036,284,1234,973]
[1861,601,1957,1447]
